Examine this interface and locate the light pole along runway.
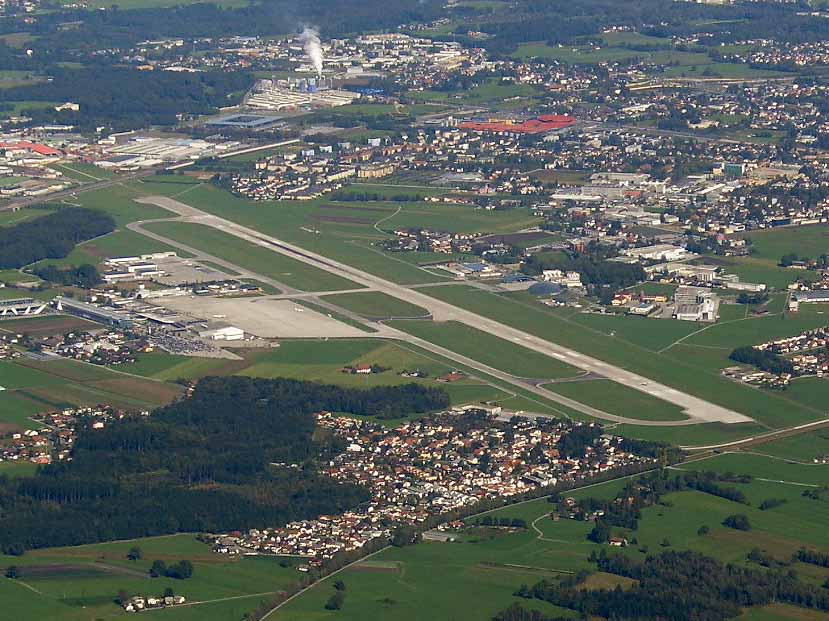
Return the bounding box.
[133,195,752,426]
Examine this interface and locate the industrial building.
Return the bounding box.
[198,325,245,341]
[245,79,360,111]
[54,297,135,329]
[622,244,690,262]
[672,286,719,322]
[793,290,829,304]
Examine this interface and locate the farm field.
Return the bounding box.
[112,351,246,381]
[390,319,582,380]
[0,461,38,477]
[748,427,829,462]
[422,285,825,431]
[0,356,182,429]
[322,291,429,319]
[699,254,816,290]
[142,221,359,292]
[738,223,829,264]
[0,534,298,621]
[546,379,689,422]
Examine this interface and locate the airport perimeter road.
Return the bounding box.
[0,168,158,212]
[134,196,752,425]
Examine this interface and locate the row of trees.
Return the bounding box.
[32,263,101,288]
[574,470,751,542]
[0,207,114,269]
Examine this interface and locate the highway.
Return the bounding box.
[131,196,752,427]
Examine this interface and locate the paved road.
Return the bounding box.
[132,196,752,426]
[0,168,157,212]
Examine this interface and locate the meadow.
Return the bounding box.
[271,448,829,621]
[320,291,429,319]
[546,379,689,422]
[738,224,829,264]
[0,356,182,430]
[0,534,298,621]
[420,285,827,435]
[390,319,582,381]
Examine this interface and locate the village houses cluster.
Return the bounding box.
[210,410,651,562]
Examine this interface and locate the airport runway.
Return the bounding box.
[132,196,753,426]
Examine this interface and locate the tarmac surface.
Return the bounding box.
[132,195,753,426]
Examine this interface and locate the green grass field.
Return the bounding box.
[421,286,826,432]
[142,221,360,292]
[739,224,829,264]
[747,428,829,463]
[273,447,829,621]
[112,352,243,381]
[390,320,582,381]
[0,534,298,621]
[322,291,429,319]
[0,357,182,430]
[546,379,689,422]
[700,254,817,290]
[140,183,538,286]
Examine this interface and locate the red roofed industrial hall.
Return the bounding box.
[458,114,577,135]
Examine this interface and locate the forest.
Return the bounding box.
[0,0,444,53]
[4,67,252,132]
[522,252,646,296]
[729,346,794,376]
[32,264,101,288]
[0,376,448,553]
[0,207,115,269]
[515,549,829,620]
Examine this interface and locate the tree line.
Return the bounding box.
[32,263,101,288]
[515,548,829,620]
[0,207,114,269]
[729,346,794,376]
